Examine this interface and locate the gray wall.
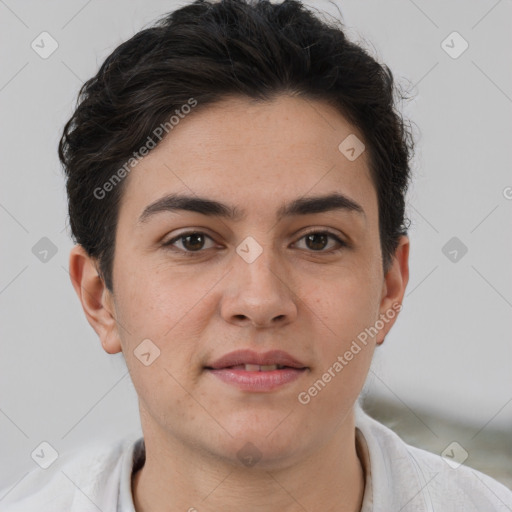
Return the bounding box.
[1,0,511,491]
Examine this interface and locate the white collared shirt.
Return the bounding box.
[2,403,511,511]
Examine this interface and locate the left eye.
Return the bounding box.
[293,231,346,252]
[163,230,346,254]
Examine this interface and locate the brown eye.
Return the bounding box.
[295,231,346,253]
[164,231,216,254]
[305,233,328,251]
[181,233,206,251]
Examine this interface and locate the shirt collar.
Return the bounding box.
[118,435,145,512]
[117,403,433,512]
[354,401,434,512]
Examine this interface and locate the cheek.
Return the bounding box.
[298,279,378,413]
[113,262,220,402]
[309,267,381,336]
[114,259,216,339]
[303,268,380,393]
[130,360,209,439]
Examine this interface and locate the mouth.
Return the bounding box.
[205,349,307,370]
[215,364,294,371]
[204,349,308,392]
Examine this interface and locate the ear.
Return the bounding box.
[68,244,122,354]
[376,235,410,345]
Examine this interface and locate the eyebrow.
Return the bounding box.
[137,192,366,225]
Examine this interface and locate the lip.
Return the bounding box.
[205,349,308,392]
[206,349,307,370]
[207,367,307,392]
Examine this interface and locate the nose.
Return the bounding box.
[220,246,298,329]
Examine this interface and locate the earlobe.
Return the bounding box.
[68,245,122,354]
[376,235,410,345]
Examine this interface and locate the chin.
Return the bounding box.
[217,424,307,469]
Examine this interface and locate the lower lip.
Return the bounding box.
[206,368,307,392]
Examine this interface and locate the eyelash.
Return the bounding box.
[162,229,347,257]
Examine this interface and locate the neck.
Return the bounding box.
[132,408,365,512]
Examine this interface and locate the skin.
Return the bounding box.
[69,94,409,512]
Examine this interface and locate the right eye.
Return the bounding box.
[162,231,217,255]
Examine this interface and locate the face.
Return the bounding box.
[71,94,409,469]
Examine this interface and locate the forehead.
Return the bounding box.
[118,94,377,225]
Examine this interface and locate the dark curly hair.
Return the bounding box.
[59,0,414,293]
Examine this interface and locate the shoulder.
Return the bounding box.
[355,403,512,511]
[0,434,139,512]
[405,442,512,510]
